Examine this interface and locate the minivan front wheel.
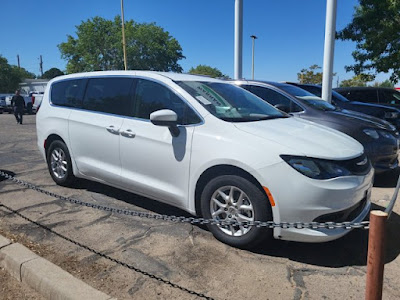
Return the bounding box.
[200,175,272,249]
[47,140,75,186]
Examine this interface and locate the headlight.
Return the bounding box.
[363,129,379,139]
[280,155,352,179]
[384,112,399,119]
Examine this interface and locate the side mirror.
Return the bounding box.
[274,104,290,113]
[150,109,180,137]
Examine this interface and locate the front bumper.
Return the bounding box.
[254,161,374,243]
[364,138,399,173]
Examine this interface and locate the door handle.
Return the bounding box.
[106,126,119,135]
[120,129,136,138]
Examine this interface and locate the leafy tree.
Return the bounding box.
[41,68,64,79]
[188,65,229,78]
[0,55,35,93]
[339,74,373,87]
[58,16,184,73]
[372,79,395,88]
[337,0,400,83]
[297,65,323,84]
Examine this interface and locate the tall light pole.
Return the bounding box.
[121,0,128,71]
[250,35,257,80]
[322,0,337,103]
[234,0,243,79]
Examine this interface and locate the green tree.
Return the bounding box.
[372,79,395,88]
[297,65,323,84]
[58,16,184,73]
[41,68,64,79]
[0,55,35,93]
[339,74,373,87]
[337,0,400,83]
[188,65,229,78]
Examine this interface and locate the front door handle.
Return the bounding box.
[106,125,119,135]
[120,129,136,138]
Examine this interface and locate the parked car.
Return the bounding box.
[233,80,399,174]
[286,83,400,130]
[37,71,373,248]
[4,91,40,114]
[335,86,400,108]
[0,96,6,114]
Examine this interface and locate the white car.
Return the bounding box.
[36,71,373,248]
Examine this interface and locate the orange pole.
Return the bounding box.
[365,210,388,300]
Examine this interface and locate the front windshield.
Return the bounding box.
[176,81,287,122]
[278,85,337,111]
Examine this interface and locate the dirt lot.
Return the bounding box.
[1,114,400,299]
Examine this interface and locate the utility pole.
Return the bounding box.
[39,55,43,77]
[322,0,337,103]
[121,0,128,71]
[234,0,243,79]
[17,55,20,68]
[250,35,257,80]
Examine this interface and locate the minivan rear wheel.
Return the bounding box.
[47,140,75,186]
[200,175,272,249]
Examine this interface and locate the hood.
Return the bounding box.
[330,110,396,131]
[234,117,363,160]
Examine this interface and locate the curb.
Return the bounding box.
[0,234,114,300]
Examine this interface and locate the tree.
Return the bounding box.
[297,65,323,84]
[58,16,184,73]
[339,74,373,87]
[0,55,35,93]
[337,0,400,83]
[372,79,395,88]
[188,65,229,78]
[41,68,64,79]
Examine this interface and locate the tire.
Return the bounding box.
[200,175,272,249]
[46,140,75,186]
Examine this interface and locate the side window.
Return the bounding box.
[243,85,303,113]
[133,79,201,125]
[379,90,400,105]
[347,90,378,103]
[51,79,86,107]
[82,78,134,116]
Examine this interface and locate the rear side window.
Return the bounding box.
[344,90,378,103]
[83,78,134,116]
[379,89,400,105]
[51,79,86,107]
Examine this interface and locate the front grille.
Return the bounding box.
[313,197,368,223]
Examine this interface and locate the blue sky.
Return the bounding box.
[0,0,390,84]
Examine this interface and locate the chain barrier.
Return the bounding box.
[0,202,214,300]
[0,170,370,230]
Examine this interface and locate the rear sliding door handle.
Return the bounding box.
[120,129,136,138]
[106,126,119,135]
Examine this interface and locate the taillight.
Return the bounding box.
[32,96,35,104]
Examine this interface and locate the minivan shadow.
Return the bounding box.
[73,179,400,268]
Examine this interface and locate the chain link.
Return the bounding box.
[0,171,370,230]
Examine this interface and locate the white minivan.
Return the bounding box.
[36,71,373,248]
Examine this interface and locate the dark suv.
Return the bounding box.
[334,87,400,108]
[287,83,400,131]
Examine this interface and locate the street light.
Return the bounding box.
[121,0,128,70]
[250,35,257,80]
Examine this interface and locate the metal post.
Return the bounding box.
[322,0,337,103]
[365,210,387,300]
[234,0,243,79]
[39,55,43,77]
[121,0,128,71]
[17,55,20,69]
[251,35,257,80]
